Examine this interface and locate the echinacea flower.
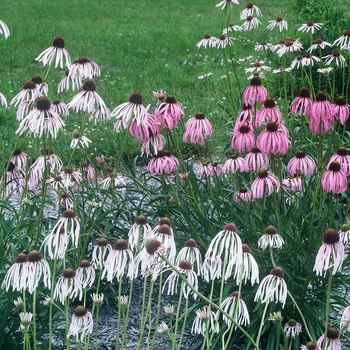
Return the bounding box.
[196,34,218,49]
[91,293,104,307]
[1,252,28,292]
[76,260,96,289]
[290,55,305,70]
[200,162,222,177]
[240,2,262,19]
[152,224,176,264]
[31,75,48,96]
[323,50,347,67]
[67,79,106,114]
[328,147,350,176]
[67,305,93,342]
[275,38,303,57]
[157,322,169,334]
[273,67,292,74]
[202,250,222,282]
[51,99,69,117]
[60,166,82,184]
[221,291,250,328]
[243,75,268,106]
[19,312,33,329]
[182,112,212,145]
[231,123,255,152]
[287,150,316,176]
[313,228,344,276]
[235,244,259,285]
[214,34,235,49]
[300,341,320,350]
[11,80,40,107]
[41,225,69,259]
[266,16,288,32]
[53,267,83,304]
[152,89,166,100]
[255,41,274,51]
[0,20,10,39]
[68,56,100,83]
[307,37,332,52]
[321,161,347,194]
[0,161,25,197]
[317,67,333,75]
[254,266,288,308]
[309,92,334,134]
[339,224,350,246]
[70,132,92,149]
[176,238,202,275]
[332,96,349,125]
[244,146,269,171]
[233,188,253,203]
[191,306,219,335]
[215,0,239,10]
[251,169,280,199]
[282,176,303,192]
[340,305,350,332]
[102,238,134,282]
[205,223,243,281]
[333,29,350,50]
[290,87,313,116]
[317,327,341,350]
[222,154,246,174]
[258,225,284,250]
[256,98,282,126]
[128,214,153,251]
[245,60,271,75]
[91,236,112,270]
[222,22,242,35]
[241,16,262,31]
[163,259,198,299]
[35,36,71,68]
[147,150,179,175]
[298,20,323,34]
[268,311,283,323]
[154,95,184,130]
[257,122,290,155]
[284,319,302,338]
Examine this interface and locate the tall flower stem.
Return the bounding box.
[172,280,184,350]
[115,275,124,350]
[150,272,164,349]
[322,273,333,350]
[255,301,269,346]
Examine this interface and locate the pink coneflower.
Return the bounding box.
[79,162,95,180]
[282,176,303,192]
[202,250,222,282]
[284,319,302,338]
[245,60,271,74]
[68,56,100,82]
[231,123,255,152]
[58,69,80,93]
[1,252,28,292]
[240,2,262,19]
[182,112,212,145]
[276,38,303,57]
[152,224,176,264]
[54,267,83,304]
[328,147,350,176]
[273,67,292,74]
[251,169,280,199]
[76,260,95,289]
[134,238,168,279]
[163,259,198,299]
[290,87,313,116]
[321,161,347,193]
[323,50,347,67]
[60,166,82,184]
[267,16,288,32]
[332,96,349,124]
[154,95,184,130]
[196,34,218,49]
[303,53,321,67]
[176,238,202,275]
[1,161,25,196]
[128,214,153,250]
[0,20,10,39]
[301,341,321,350]
[339,224,350,246]
[52,209,81,247]
[199,162,222,177]
[11,80,40,107]
[67,305,93,342]
[222,154,246,174]
[256,98,282,126]
[67,79,106,114]
[258,225,284,250]
[233,187,253,203]
[215,0,239,9]
[191,306,219,335]
[70,132,91,149]
[257,122,290,155]
[31,74,48,96]
[91,236,112,270]
[287,150,316,176]
[244,146,269,171]
[35,36,71,68]
[309,92,334,134]
[255,41,274,51]
[90,106,111,123]
[290,55,305,70]
[11,148,27,170]
[313,228,344,276]
[221,291,250,328]
[41,225,69,259]
[222,22,242,35]
[51,99,69,117]
[254,266,288,308]
[56,193,74,210]
[235,244,259,285]
[147,150,179,175]
[152,89,166,100]
[141,133,166,157]
[307,37,332,52]
[102,238,134,281]
[241,16,262,31]
[214,34,235,49]
[205,223,242,281]
[298,20,323,34]
[333,29,350,50]
[243,75,268,106]
[130,111,160,142]
[317,67,333,75]
[236,103,255,125]
[317,327,341,350]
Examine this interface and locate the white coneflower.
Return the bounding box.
[235,244,259,285]
[91,293,104,307]
[11,80,40,107]
[35,36,71,68]
[91,236,112,270]
[240,2,262,19]
[254,267,288,308]
[298,20,323,34]
[176,238,202,275]
[61,165,82,185]
[11,148,27,170]
[128,214,153,251]
[221,291,250,328]
[339,224,350,246]
[163,304,175,316]
[51,209,80,247]
[53,267,83,304]
[340,305,350,332]
[258,225,284,250]
[241,16,262,31]
[1,252,28,292]
[41,225,69,259]
[46,173,72,190]
[157,322,169,334]
[196,34,218,49]
[284,319,302,338]
[163,259,198,299]
[201,251,222,282]
[67,305,93,342]
[100,173,126,188]
[152,224,176,264]
[19,312,33,329]
[102,238,134,282]
[76,260,96,289]
[0,20,10,39]
[191,306,219,335]
[118,295,129,307]
[68,56,100,82]
[70,132,91,149]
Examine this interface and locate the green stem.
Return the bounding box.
[322,273,333,350]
